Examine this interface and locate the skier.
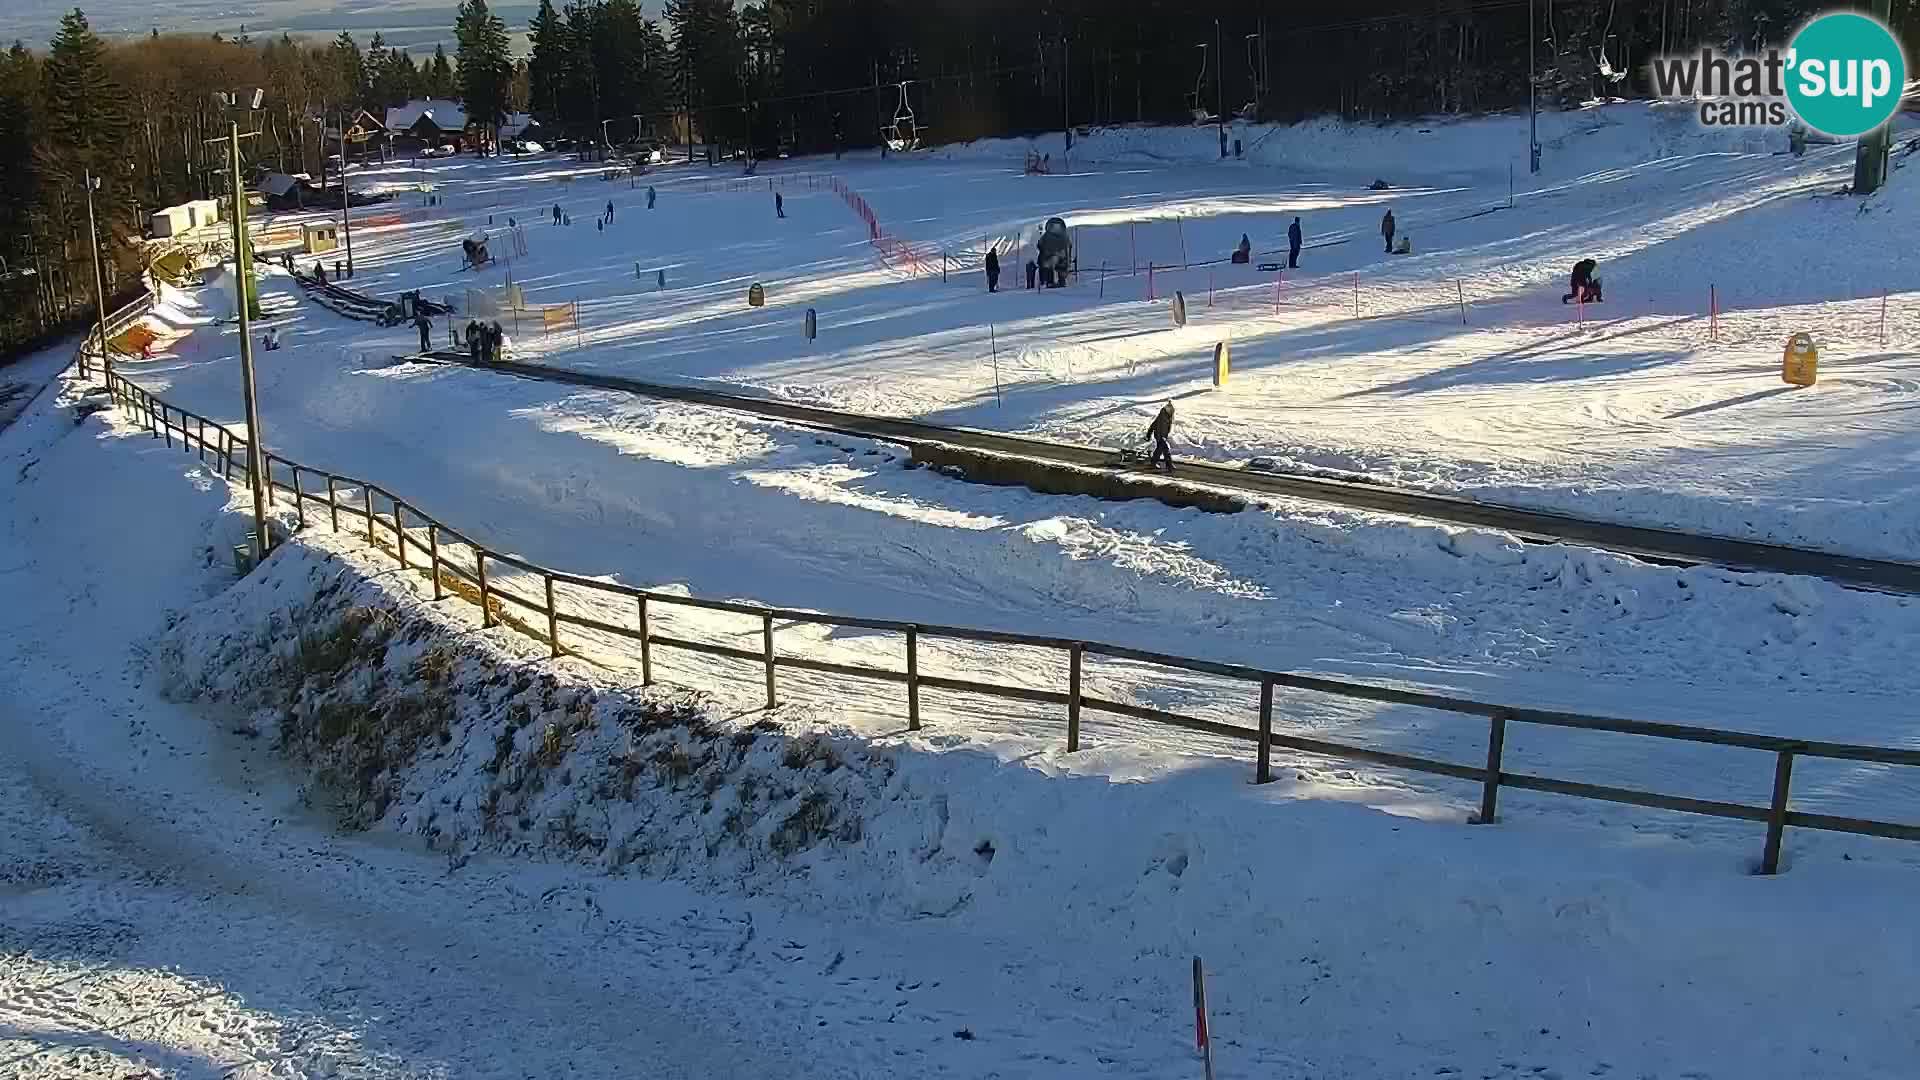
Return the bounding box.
[605,199,615,224]
[1563,259,1603,304]
[552,203,562,225]
[775,191,785,218]
[1380,210,1396,254]
[1026,259,1038,291]
[490,321,506,362]
[261,326,281,351]
[465,320,481,363]
[1231,234,1252,264]
[647,185,657,210]
[1145,401,1175,473]
[1287,216,1302,269]
[314,261,327,285]
[415,311,434,354]
[985,246,1001,293]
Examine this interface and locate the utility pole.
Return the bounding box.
[212,91,271,568]
[1215,19,1226,159]
[338,110,355,277]
[1063,35,1072,164]
[1528,0,1541,173]
[1851,0,1895,196]
[81,171,111,383]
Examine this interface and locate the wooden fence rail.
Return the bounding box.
[93,367,1920,874]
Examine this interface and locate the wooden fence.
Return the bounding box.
[87,366,1920,875]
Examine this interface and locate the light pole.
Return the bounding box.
[1215,19,1226,159]
[1063,36,1071,162]
[1851,0,1894,195]
[337,109,355,277]
[211,89,271,568]
[81,171,111,382]
[1528,0,1541,173]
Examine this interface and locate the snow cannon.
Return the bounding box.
[1036,217,1072,288]
[461,231,492,270]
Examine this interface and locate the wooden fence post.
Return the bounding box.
[637,596,653,685]
[1067,643,1083,752]
[292,468,305,530]
[326,476,339,531]
[762,613,776,708]
[477,552,494,628]
[1761,749,1797,874]
[545,575,560,657]
[196,418,208,463]
[365,487,376,545]
[906,626,921,731]
[1476,711,1507,824]
[161,406,171,448]
[1256,679,1274,784]
[394,503,408,569]
[428,524,443,600]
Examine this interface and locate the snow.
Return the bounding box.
[10,103,1920,1076]
[6,386,1920,1079]
[108,261,1920,833]
[235,99,1919,559]
[384,99,471,134]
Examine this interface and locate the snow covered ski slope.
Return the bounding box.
[6,375,1920,1080]
[9,97,1920,1078]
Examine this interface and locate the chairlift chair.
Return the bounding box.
[1189,45,1211,124]
[885,81,923,152]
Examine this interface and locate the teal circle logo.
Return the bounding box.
[1786,13,1907,138]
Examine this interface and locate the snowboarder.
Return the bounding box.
[1287,217,1302,269]
[314,261,327,285]
[605,200,615,224]
[647,185,656,210]
[1380,210,1396,254]
[985,246,1001,293]
[415,311,433,354]
[1231,234,1252,264]
[552,203,563,225]
[261,327,281,351]
[775,191,785,218]
[1563,259,1602,304]
[1145,402,1175,472]
[1026,259,1038,290]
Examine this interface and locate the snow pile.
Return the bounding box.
[154,537,893,889]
